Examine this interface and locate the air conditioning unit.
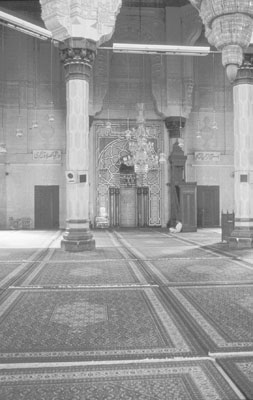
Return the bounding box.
[65,171,77,183]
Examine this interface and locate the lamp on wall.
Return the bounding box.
[195,57,201,139]
[0,26,6,151]
[196,119,201,139]
[16,124,23,138]
[0,106,6,152]
[32,38,39,129]
[104,50,112,134]
[48,40,55,123]
[16,85,23,138]
[211,53,218,130]
[178,45,185,149]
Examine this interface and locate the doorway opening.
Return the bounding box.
[197,185,219,227]
[34,185,59,229]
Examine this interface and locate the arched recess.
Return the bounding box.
[96,132,162,227]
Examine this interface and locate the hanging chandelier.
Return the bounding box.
[123,103,164,173]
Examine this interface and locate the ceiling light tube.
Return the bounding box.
[113,43,210,56]
[0,10,52,40]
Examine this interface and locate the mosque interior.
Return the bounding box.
[0,0,253,399]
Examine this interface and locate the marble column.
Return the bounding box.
[60,38,96,251]
[229,58,253,248]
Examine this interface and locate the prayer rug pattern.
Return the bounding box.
[114,232,220,261]
[218,356,253,400]
[148,258,253,284]
[0,288,199,362]
[14,260,148,286]
[51,247,126,261]
[0,263,21,284]
[167,286,253,352]
[123,246,219,260]
[0,360,241,400]
[0,249,36,261]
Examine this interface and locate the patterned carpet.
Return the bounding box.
[131,246,220,260]
[147,258,253,284]
[0,287,200,362]
[218,356,253,400]
[167,285,253,352]
[0,263,22,283]
[0,249,36,261]
[1,229,253,399]
[14,260,149,286]
[114,231,220,260]
[51,247,127,261]
[0,360,242,400]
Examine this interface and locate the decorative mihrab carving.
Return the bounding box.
[95,121,162,226]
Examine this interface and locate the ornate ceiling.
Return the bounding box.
[0,0,190,13]
[0,0,191,28]
[123,0,189,6]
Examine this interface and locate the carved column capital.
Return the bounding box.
[59,38,97,81]
[165,117,186,138]
[234,54,253,86]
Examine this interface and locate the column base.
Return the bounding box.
[61,229,96,252]
[228,228,253,249]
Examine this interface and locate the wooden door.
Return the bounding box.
[120,188,136,227]
[34,186,59,229]
[137,187,149,227]
[179,183,197,232]
[197,186,219,227]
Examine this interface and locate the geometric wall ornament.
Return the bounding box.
[95,121,162,226]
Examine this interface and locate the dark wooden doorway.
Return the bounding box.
[197,185,219,227]
[120,187,136,227]
[34,186,59,229]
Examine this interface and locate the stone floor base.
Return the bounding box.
[61,238,96,252]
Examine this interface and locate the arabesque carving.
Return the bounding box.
[40,0,122,45]
[188,0,253,82]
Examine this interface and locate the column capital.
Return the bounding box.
[233,54,253,86]
[59,38,97,81]
[165,117,186,139]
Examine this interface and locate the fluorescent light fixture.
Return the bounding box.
[0,10,52,40]
[113,43,210,56]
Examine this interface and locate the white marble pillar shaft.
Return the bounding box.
[60,38,96,251]
[66,78,89,226]
[162,125,170,227]
[229,63,253,247]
